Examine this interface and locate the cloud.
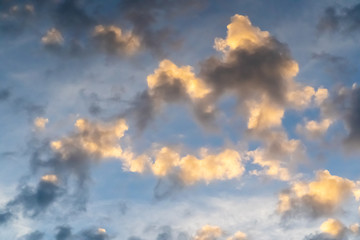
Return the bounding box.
[248,130,305,181]
[42,28,64,47]
[51,118,128,160]
[118,0,207,55]
[147,60,211,101]
[342,87,360,149]
[278,170,359,218]
[55,226,72,240]
[226,232,247,240]
[194,225,223,240]
[318,3,360,34]
[0,3,35,35]
[92,25,141,55]
[128,14,319,132]
[123,146,244,186]
[53,226,111,240]
[304,218,360,240]
[0,210,12,225]
[320,219,346,239]
[33,117,49,130]
[6,174,63,218]
[18,231,44,240]
[296,119,333,140]
[193,225,247,240]
[80,228,110,240]
[0,88,10,101]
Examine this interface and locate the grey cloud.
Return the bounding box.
[0,210,12,225]
[80,228,111,240]
[118,0,207,56]
[0,89,10,101]
[318,3,360,34]
[343,87,360,149]
[312,52,355,82]
[55,226,72,240]
[200,38,294,105]
[18,230,44,240]
[304,233,338,240]
[7,178,64,217]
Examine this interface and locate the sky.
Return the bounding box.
[1,0,360,239]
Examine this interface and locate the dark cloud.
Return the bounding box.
[200,38,295,105]
[0,89,10,101]
[0,3,35,36]
[318,3,360,34]
[0,210,12,225]
[153,175,184,201]
[118,0,207,56]
[123,90,157,132]
[156,226,173,240]
[304,233,337,240]
[55,226,72,240]
[12,98,45,121]
[128,237,143,240]
[7,177,64,217]
[344,87,360,149]
[18,230,44,240]
[80,228,111,240]
[53,0,96,34]
[312,52,355,82]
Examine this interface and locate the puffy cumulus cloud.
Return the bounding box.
[33,117,48,130]
[320,219,346,238]
[226,231,247,240]
[151,147,181,177]
[201,14,299,105]
[128,59,215,131]
[214,15,270,52]
[278,170,360,218]
[125,147,244,185]
[296,119,333,140]
[315,88,329,106]
[193,225,247,240]
[41,28,64,47]
[147,60,210,100]
[246,97,284,131]
[177,148,244,185]
[249,131,305,181]
[131,14,322,132]
[121,150,151,174]
[92,25,140,55]
[194,225,223,240]
[304,219,360,240]
[317,3,360,34]
[51,118,128,160]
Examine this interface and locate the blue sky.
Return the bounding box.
[1,0,360,239]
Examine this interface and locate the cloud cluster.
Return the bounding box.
[278,170,360,218]
[129,14,321,134]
